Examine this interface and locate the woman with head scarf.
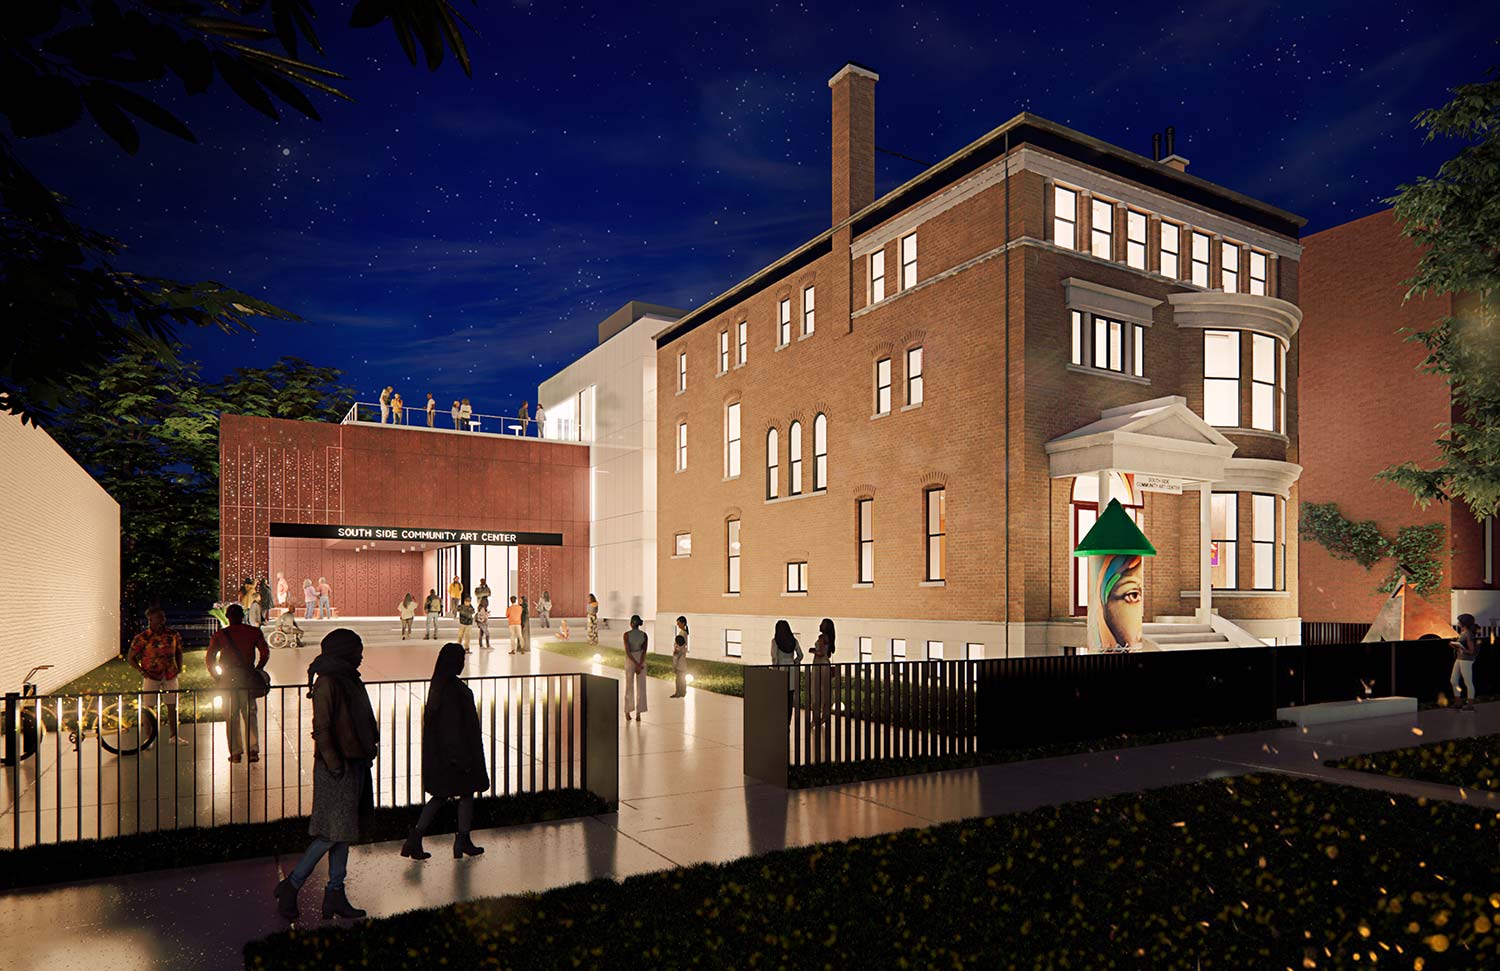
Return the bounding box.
[273,628,379,922]
[771,620,803,724]
[400,643,489,860]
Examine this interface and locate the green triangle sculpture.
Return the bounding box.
[1072,498,1157,557]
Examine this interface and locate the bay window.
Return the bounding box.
[1203,330,1241,427]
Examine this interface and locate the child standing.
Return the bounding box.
[670,616,690,698]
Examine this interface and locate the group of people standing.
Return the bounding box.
[374,387,549,438]
[236,574,332,626]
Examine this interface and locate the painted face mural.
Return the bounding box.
[1094,554,1144,650]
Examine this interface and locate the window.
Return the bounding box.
[1251,333,1279,432]
[875,358,892,414]
[1249,251,1268,296]
[778,298,791,346]
[1091,198,1114,260]
[1278,496,1288,590]
[789,420,802,495]
[859,636,873,661]
[676,421,688,470]
[674,533,691,557]
[1053,185,1078,249]
[726,519,741,593]
[1132,324,1145,378]
[786,561,808,594]
[1093,316,1124,372]
[737,320,748,364]
[900,233,918,289]
[802,285,816,335]
[1278,343,1287,432]
[870,250,886,303]
[926,640,945,660]
[813,413,828,490]
[726,402,741,477]
[1203,330,1241,427]
[1160,222,1180,279]
[724,628,742,658]
[1252,493,1275,590]
[1211,492,1238,589]
[924,487,946,581]
[1076,314,1144,377]
[677,351,687,392]
[1221,241,1241,293]
[906,346,924,405]
[965,642,984,660]
[857,498,873,583]
[765,427,779,499]
[718,330,729,373]
[891,638,907,660]
[1126,210,1147,269]
[1191,232,1211,287]
[1070,311,1084,366]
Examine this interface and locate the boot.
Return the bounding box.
[273,878,299,920]
[399,828,431,860]
[321,887,367,919]
[453,833,485,858]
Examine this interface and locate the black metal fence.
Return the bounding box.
[1299,621,1372,645]
[1,673,618,849]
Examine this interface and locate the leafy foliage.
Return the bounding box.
[1334,732,1500,792]
[1300,501,1447,593]
[1378,56,1500,518]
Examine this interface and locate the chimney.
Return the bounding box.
[1151,132,1162,161]
[1161,125,1189,172]
[829,62,879,225]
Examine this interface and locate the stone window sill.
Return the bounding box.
[1066,364,1150,386]
[765,489,826,506]
[919,580,946,588]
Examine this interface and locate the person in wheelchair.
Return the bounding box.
[269,610,305,650]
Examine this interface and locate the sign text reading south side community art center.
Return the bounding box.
[269,522,564,546]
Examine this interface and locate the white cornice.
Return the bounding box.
[1062,277,1162,326]
[1215,457,1303,497]
[1168,291,1302,345]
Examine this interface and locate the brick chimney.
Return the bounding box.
[1161,125,1189,172]
[829,62,878,225]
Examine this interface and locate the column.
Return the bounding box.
[1199,484,1213,623]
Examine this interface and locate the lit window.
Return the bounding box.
[1249,251,1268,296]
[1126,210,1147,269]
[926,640,945,660]
[891,638,907,660]
[813,413,827,490]
[857,498,873,583]
[924,487,946,581]
[766,427,779,499]
[1070,311,1084,366]
[737,320,748,364]
[1277,496,1287,590]
[674,533,691,557]
[900,234,917,289]
[803,285,815,335]
[1160,222,1180,279]
[724,628,742,658]
[1203,330,1240,427]
[719,330,729,373]
[1251,333,1279,431]
[1053,185,1078,249]
[907,346,924,405]
[1211,493,1238,589]
[859,636,873,661]
[676,421,688,470]
[1278,343,1287,432]
[1191,231,1211,287]
[965,642,984,660]
[778,298,791,346]
[789,420,802,495]
[1222,241,1241,293]
[1091,198,1113,260]
[677,351,687,392]
[1132,324,1145,378]
[1252,493,1275,590]
[786,561,808,594]
[726,519,741,593]
[875,358,892,414]
[870,250,886,303]
[726,402,741,478]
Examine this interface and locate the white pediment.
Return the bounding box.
[1045,395,1236,482]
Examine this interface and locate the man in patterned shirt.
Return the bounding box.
[127,607,188,745]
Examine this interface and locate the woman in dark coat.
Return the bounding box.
[273,628,379,921]
[400,642,490,860]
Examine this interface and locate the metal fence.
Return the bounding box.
[1299,621,1372,645]
[1,673,617,849]
[342,401,583,441]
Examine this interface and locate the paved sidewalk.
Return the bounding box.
[3,633,1497,970]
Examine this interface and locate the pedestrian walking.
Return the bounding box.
[455,596,475,650]
[538,589,552,628]
[390,391,405,424]
[302,578,317,619]
[475,597,492,650]
[400,642,488,861]
[425,393,436,427]
[1451,613,1482,711]
[771,620,803,725]
[317,576,334,619]
[451,400,461,430]
[447,575,463,615]
[273,628,378,921]
[670,616,690,698]
[518,400,530,436]
[520,595,532,653]
[506,596,522,654]
[423,589,442,639]
[206,603,270,763]
[809,618,836,725]
[246,590,265,628]
[127,607,188,745]
[397,593,417,640]
[378,385,393,424]
[623,615,649,720]
[586,593,599,646]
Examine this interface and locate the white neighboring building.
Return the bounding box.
[539,301,682,629]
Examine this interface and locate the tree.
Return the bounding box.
[1378,56,1500,518]
[2,0,478,427]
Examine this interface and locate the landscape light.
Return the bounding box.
[685,674,696,685]
[592,654,602,663]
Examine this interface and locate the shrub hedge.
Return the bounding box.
[1332,731,1500,791]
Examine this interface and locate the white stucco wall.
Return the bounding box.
[0,415,121,694]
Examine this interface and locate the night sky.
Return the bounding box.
[15,1,1499,414]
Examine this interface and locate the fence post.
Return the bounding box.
[580,674,618,809]
[743,667,789,788]
[4,692,17,848]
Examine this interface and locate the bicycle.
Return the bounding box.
[1,666,159,765]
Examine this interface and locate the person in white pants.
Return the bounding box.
[623,615,649,721]
[1451,613,1482,711]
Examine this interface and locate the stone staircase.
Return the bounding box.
[1139,614,1259,651]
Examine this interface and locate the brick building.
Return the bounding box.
[1300,209,1494,625]
[653,63,1306,660]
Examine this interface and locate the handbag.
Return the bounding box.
[250,668,272,699]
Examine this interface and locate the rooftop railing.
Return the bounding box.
[341,401,588,442]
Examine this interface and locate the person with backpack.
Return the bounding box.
[455,596,475,651]
[1451,613,1482,711]
[206,603,271,763]
[423,589,442,639]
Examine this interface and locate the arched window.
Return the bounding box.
[789,421,803,495]
[813,413,828,490]
[766,427,779,500]
[1070,473,1144,616]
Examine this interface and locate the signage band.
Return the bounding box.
[269,522,563,546]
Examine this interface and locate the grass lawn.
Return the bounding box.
[244,774,1500,970]
[1331,731,1500,791]
[537,640,746,697]
[51,656,227,723]
[0,789,607,892]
